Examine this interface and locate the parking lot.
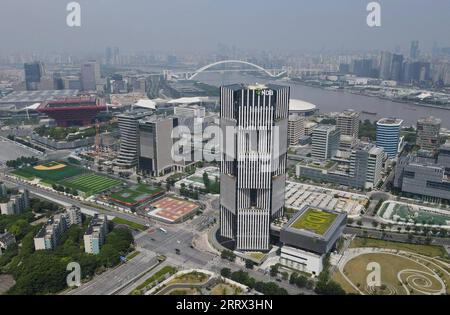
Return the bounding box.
[285,181,368,218]
[0,138,39,164]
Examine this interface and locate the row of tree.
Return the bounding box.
[51,184,79,196]
[220,269,288,295]
[5,156,39,169]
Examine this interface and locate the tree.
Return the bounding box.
[220,268,232,278]
[245,259,255,270]
[269,264,279,277]
[315,277,346,295]
[221,250,236,262]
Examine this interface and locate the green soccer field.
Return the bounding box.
[64,174,122,195]
[110,184,164,205]
[11,163,85,183]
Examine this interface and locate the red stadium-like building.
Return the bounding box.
[37,97,107,127]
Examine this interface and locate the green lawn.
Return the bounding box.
[351,237,448,258]
[11,163,85,183]
[126,251,141,260]
[291,208,338,235]
[133,266,178,294]
[110,184,164,205]
[112,217,146,230]
[64,174,122,195]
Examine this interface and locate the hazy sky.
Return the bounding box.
[1,0,449,54]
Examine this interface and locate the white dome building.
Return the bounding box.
[289,99,317,116]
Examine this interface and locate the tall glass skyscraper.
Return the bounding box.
[376,118,403,158]
[219,83,289,251]
[24,62,44,91]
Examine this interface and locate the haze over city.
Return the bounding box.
[1,0,450,54]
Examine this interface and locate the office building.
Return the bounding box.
[288,115,305,146]
[379,51,393,80]
[410,40,420,60]
[394,145,450,201]
[304,121,318,136]
[138,116,178,176]
[116,110,152,168]
[219,83,289,251]
[279,206,346,275]
[403,61,431,84]
[84,214,108,255]
[81,60,101,91]
[311,125,340,160]
[349,144,384,189]
[297,143,384,189]
[351,59,374,77]
[336,109,360,139]
[376,118,403,158]
[63,76,82,90]
[391,54,404,82]
[416,117,441,152]
[24,62,44,91]
[174,105,206,118]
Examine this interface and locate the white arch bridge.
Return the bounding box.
[170,60,288,80]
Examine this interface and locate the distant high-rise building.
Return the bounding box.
[351,59,373,77]
[336,109,360,139]
[416,117,441,152]
[376,118,403,158]
[81,60,101,91]
[105,47,113,65]
[311,125,340,160]
[403,61,431,83]
[339,63,350,74]
[410,40,420,60]
[220,83,289,251]
[379,51,393,80]
[138,116,178,177]
[63,76,82,90]
[116,111,153,168]
[24,62,44,91]
[390,54,404,82]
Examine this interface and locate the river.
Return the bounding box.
[196,72,450,128]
